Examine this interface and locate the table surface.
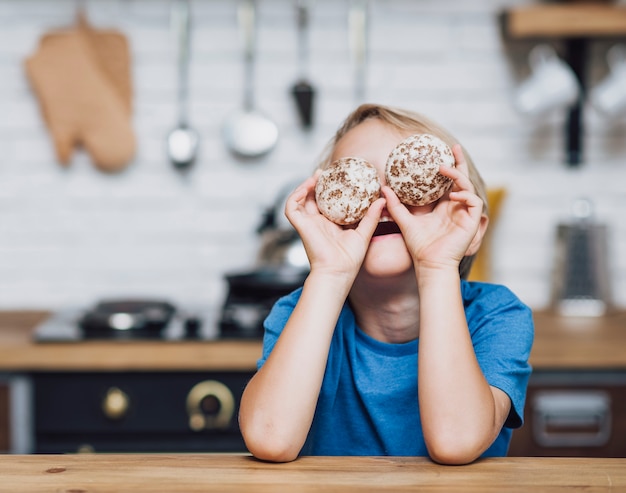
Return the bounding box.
[0,454,625,492]
[1,310,625,371]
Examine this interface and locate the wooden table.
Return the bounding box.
[0,454,625,492]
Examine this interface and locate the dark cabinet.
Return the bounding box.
[33,371,253,453]
[0,381,8,453]
[509,371,626,457]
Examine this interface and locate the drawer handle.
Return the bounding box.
[532,390,612,448]
[186,380,235,431]
[102,387,130,420]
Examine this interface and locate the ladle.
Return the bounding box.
[223,0,278,159]
[166,0,199,170]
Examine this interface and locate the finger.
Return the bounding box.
[287,176,315,206]
[355,197,385,238]
[285,177,316,220]
[381,186,413,223]
[448,190,483,218]
[451,144,469,175]
[439,162,475,194]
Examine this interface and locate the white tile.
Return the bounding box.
[1,0,626,309]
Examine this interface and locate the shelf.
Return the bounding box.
[502,4,626,39]
[501,4,626,166]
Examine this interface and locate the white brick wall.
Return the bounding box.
[1,0,625,312]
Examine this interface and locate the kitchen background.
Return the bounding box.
[0,0,625,313]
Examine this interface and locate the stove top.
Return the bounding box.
[33,305,220,343]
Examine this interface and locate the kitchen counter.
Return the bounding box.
[531,309,626,369]
[0,454,625,492]
[0,311,261,372]
[0,309,625,371]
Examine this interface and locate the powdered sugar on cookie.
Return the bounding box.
[385,134,455,207]
[315,157,381,225]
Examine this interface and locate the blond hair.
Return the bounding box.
[317,103,487,279]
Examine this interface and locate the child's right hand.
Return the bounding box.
[285,175,385,279]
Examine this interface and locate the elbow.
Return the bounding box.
[425,431,485,465]
[242,431,300,463]
[239,415,300,463]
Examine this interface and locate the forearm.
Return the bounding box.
[416,266,503,464]
[239,270,353,462]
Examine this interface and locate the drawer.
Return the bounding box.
[509,371,626,457]
[33,371,253,453]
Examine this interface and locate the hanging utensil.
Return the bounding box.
[291,0,316,129]
[349,0,368,103]
[550,198,613,317]
[166,0,199,171]
[223,0,278,159]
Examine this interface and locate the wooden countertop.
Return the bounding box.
[0,310,625,372]
[0,454,625,492]
[0,311,261,372]
[531,309,626,370]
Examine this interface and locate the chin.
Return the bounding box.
[361,241,413,278]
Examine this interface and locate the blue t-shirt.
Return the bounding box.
[258,280,534,457]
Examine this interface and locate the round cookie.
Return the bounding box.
[385,134,455,207]
[315,157,381,225]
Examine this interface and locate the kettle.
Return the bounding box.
[550,198,612,316]
[255,179,309,271]
[218,180,309,338]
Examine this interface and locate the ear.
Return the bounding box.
[465,214,489,257]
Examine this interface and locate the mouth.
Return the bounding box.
[373,219,401,237]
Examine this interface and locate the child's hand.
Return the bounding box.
[382,144,485,274]
[285,174,385,278]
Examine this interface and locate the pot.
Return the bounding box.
[219,267,308,337]
[255,179,309,270]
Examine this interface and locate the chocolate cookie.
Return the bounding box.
[385,134,455,206]
[315,157,381,225]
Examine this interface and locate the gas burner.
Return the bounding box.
[33,300,219,342]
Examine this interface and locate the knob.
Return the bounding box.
[186,380,235,431]
[102,387,130,420]
[77,444,95,454]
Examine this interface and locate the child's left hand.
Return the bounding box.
[382,144,485,274]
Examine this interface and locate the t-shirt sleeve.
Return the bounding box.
[256,288,303,370]
[466,283,534,429]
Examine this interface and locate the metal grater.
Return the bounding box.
[550,199,612,316]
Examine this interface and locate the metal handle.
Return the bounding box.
[349,0,368,103]
[186,380,235,431]
[295,0,311,79]
[532,391,612,448]
[171,0,192,126]
[238,0,257,110]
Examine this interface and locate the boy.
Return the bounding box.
[238,104,533,464]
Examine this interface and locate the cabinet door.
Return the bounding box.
[509,371,626,457]
[0,381,8,452]
[33,371,253,453]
